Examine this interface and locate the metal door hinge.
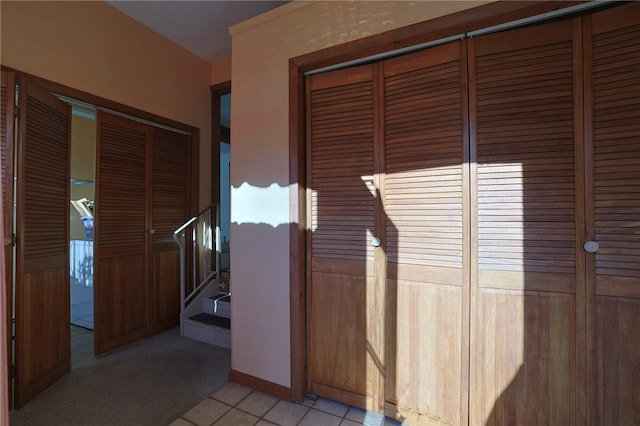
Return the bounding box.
[14,107,19,119]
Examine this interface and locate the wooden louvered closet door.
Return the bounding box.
[15,80,71,407]
[307,64,383,410]
[382,41,469,425]
[150,128,191,333]
[586,4,640,425]
[0,71,15,402]
[468,19,584,425]
[95,112,150,355]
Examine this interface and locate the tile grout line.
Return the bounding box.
[178,385,396,426]
[208,390,256,425]
[294,405,311,426]
[226,389,281,423]
[204,395,233,426]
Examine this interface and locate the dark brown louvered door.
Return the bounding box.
[307,65,382,410]
[586,4,640,425]
[382,41,469,425]
[95,112,150,355]
[0,71,15,400]
[469,20,585,425]
[15,81,71,408]
[150,128,191,333]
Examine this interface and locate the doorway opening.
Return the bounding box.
[68,104,97,369]
[3,72,200,409]
[219,93,230,290]
[211,82,231,293]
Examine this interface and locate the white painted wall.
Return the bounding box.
[229,0,491,388]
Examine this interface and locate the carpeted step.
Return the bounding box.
[189,313,230,329]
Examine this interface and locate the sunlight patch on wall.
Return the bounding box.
[231,182,289,227]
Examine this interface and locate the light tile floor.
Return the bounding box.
[170,382,410,426]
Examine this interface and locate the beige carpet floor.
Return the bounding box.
[10,326,231,426]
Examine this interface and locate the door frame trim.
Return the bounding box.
[1,67,200,136]
[288,0,586,403]
[0,67,201,237]
[0,70,15,416]
[211,81,231,207]
[1,67,201,216]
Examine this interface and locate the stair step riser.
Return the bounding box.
[182,320,231,349]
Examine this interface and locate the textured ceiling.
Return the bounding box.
[107,1,288,63]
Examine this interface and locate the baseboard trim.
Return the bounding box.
[229,369,293,401]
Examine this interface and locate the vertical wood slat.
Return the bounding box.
[572,17,587,426]
[588,4,640,426]
[0,71,15,412]
[372,62,386,413]
[94,112,149,355]
[582,13,598,426]
[468,35,482,426]
[15,80,70,408]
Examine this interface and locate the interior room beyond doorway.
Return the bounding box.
[69,105,96,331]
[219,93,231,288]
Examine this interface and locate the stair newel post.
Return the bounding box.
[215,204,220,279]
[179,232,186,327]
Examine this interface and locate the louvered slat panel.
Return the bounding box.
[382,41,467,426]
[476,35,576,274]
[310,79,374,262]
[590,6,640,426]
[385,55,463,269]
[470,20,579,426]
[307,65,380,408]
[15,81,70,408]
[97,119,146,248]
[152,128,190,244]
[593,23,640,279]
[23,94,69,262]
[1,80,8,204]
[150,128,190,333]
[1,72,14,409]
[95,112,149,355]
